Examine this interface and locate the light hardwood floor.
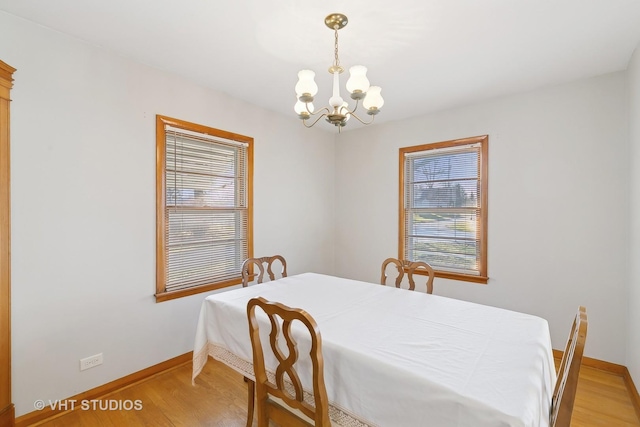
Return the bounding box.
[32,358,640,427]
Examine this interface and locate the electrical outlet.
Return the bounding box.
[80,353,103,371]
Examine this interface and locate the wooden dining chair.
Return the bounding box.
[380,258,435,294]
[241,255,287,287]
[246,297,331,427]
[550,306,588,427]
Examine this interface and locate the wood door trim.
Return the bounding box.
[0,59,15,427]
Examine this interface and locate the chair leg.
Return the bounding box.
[244,376,255,427]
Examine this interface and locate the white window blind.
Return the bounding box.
[403,142,484,277]
[163,126,249,293]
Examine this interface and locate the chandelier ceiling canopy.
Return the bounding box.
[294,13,384,132]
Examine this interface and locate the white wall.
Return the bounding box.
[0,12,335,416]
[336,72,629,364]
[628,43,640,387]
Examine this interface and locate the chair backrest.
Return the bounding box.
[550,306,588,427]
[380,258,435,294]
[241,255,287,287]
[247,297,331,427]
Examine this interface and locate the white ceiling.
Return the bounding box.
[2,0,640,130]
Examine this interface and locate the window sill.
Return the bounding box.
[434,271,488,284]
[155,277,242,302]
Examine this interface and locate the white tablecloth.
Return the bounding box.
[192,273,555,427]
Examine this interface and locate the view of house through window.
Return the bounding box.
[156,116,253,302]
[399,135,488,283]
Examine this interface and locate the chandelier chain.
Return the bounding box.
[334,28,340,68]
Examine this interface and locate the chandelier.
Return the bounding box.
[294,13,384,132]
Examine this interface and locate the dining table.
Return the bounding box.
[192,272,555,427]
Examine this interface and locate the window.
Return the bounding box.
[156,115,253,301]
[399,135,488,283]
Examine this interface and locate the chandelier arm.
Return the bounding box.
[342,99,360,115]
[306,105,330,117]
[302,111,330,128]
[345,110,376,126]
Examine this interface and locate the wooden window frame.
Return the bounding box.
[399,135,488,284]
[155,115,253,302]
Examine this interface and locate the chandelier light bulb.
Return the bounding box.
[295,70,318,100]
[363,86,384,113]
[340,102,351,121]
[346,65,370,98]
[294,100,314,118]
